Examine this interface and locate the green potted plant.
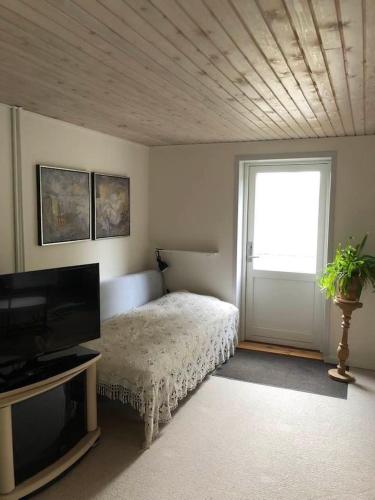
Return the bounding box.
[320,234,375,301]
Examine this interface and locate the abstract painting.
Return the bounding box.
[37,165,91,245]
[92,173,130,239]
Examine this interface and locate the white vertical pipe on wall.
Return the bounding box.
[11,106,25,272]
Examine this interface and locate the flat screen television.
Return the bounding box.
[0,263,100,363]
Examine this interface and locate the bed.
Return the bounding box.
[90,270,238,447]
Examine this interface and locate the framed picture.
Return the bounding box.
[37,165,91,246]
[92,173,130,239]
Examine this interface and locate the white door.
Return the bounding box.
[244,158,331,350]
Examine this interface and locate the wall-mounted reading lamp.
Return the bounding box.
[155,249,169,294]
[155,249,169,272]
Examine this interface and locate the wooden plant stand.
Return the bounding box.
[328,297,362,383]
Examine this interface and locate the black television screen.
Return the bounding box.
[0,263,100,362]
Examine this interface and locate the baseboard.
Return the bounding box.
[323,355,337,365]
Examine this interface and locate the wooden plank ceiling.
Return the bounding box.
[0,0,373,145]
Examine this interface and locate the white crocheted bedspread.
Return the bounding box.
[89,291,238,447]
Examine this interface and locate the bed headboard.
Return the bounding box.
[100,269,163,321]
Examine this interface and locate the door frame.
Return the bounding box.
[234,152,336,357]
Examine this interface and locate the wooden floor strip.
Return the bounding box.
[237,341,323,361]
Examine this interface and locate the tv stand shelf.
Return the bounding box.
[0,346,101,499]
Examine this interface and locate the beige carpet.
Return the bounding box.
[34,369,375,500]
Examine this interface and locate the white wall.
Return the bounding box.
[0,105,150,280]
[149,136,375,369]
[1,101,374,369]
[0,104,14,274]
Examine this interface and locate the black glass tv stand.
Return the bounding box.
[0,346,101,499]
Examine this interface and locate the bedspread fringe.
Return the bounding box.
[97,383,146,414]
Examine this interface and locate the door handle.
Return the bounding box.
[246,241,260,262]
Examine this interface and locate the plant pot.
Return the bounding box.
[337,276,363,301]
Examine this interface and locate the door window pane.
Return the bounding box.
[252,171,321,273]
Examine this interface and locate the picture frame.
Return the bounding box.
[92,173,130,240]
[36,165,91,246]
